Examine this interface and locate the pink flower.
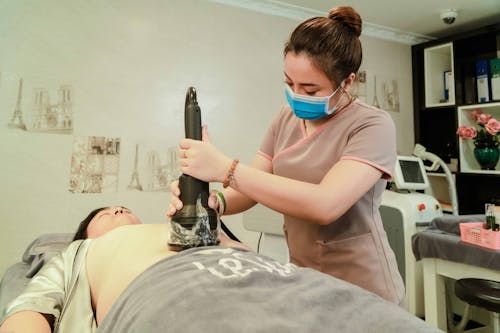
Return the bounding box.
[485,118,500,136]
[458,110,499,145]
[471,109,483,121]
[477,113,493,125]
[456,126,477,139]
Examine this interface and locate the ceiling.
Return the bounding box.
[273,0,500,40]
[211,0,500,44]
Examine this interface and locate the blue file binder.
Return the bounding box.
[476,60,490,103]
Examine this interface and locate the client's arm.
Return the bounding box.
[0,311,52,333]
[0,241,83,332]
[219,233,252,251]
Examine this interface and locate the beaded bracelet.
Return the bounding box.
[223,159,239,188]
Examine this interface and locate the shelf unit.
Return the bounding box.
[457,102,500,174]
[424,43,455,107]
[412,23,500,214]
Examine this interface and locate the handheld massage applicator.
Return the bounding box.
[168,87,220,249]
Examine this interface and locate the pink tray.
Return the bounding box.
[459,222,500,250]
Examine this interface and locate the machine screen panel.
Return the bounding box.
[399,160,426,184]
[393,156,429,191]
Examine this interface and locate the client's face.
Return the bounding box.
[87,206,142,238]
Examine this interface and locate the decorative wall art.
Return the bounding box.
[30,84,73,134]
[7,78,74,134]
[350,70,367,103]
[7,79,27,131]
[127,144,180,192]
[69,136,120,193]
[374,75,400,113]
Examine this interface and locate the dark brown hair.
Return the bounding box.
[284,6,362,86]
[72,207,108,241]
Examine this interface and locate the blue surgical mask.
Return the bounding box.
[285,84,344,120]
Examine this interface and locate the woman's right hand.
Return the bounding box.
[167,180,223,218]
[167,180,183,218]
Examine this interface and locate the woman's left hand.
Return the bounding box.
[178,125,232,183]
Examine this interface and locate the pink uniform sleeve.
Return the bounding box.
[341,110,396,179]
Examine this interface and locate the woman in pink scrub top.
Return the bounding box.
[168,6,405,306]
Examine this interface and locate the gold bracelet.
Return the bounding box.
[223,159,239,188]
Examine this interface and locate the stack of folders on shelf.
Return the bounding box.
[476,60,490,102]
[491,58,500,101]
[476,58,500,102]
[443,70,452,102]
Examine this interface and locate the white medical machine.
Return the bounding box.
[380,155,444,317]
[413,143,459,215]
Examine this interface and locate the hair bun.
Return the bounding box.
[328,6,362,37]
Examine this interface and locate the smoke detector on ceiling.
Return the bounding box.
[440,9,458,25]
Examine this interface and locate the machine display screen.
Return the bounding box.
[393,156,429,191]
[399,160,426,184]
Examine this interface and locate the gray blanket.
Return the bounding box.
[412,214,500,270]
[97,247,439,333]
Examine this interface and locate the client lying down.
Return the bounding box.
[1,223,440,332]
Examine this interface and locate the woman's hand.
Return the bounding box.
[178,125,232,183]
[167,127,228,218]
[166,180,183,218]
[167,181,224,218]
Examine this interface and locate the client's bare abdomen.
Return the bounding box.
[87,224,176,325]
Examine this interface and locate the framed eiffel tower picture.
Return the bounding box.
[125,143,180,192]
[7,77,74,134]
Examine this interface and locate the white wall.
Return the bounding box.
[361,36,415,155]
[0,0,414,276]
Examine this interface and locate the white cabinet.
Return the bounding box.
[424,43,455,107]
[457,102,500,174]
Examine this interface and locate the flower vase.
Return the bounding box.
[473,142,500,170]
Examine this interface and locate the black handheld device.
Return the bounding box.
[168,87,219,249]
